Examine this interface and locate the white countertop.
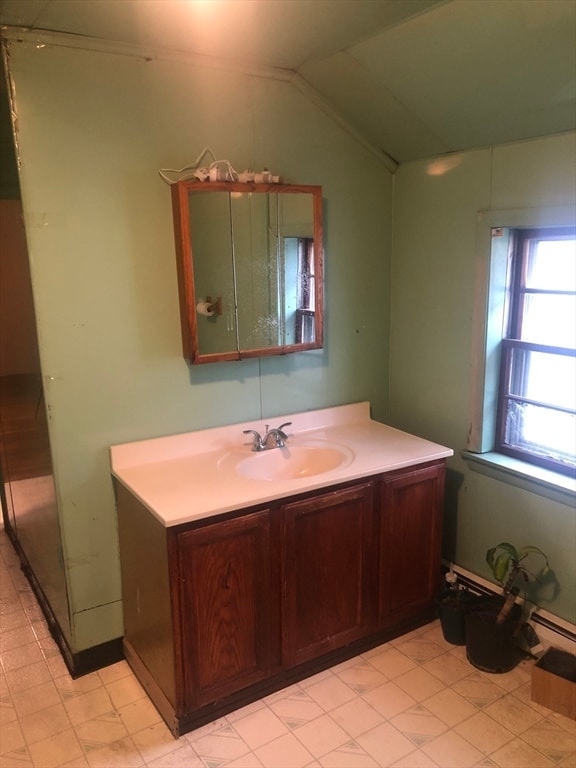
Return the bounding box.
[110,402,453,527]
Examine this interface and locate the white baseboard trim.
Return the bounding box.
[442,561,576,656]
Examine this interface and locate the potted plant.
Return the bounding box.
[436,567,474,646]
[465,542,552,673]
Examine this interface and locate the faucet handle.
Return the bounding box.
[272,422,292,447]
[242,429,263,451]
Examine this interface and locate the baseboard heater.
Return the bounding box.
[442,560,576,655]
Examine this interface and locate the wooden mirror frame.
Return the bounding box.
[171,181,324,364]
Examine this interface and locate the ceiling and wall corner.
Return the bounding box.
[0,0,574,165]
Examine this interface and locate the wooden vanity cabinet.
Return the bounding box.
[116,458,446,737]
[282,482,377,667]
[378,462,445,626]
[177,510,280,709]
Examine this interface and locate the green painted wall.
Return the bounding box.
[391,133,576,623]
[3,38,392,651]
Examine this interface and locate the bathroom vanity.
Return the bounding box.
[111,402,452,736]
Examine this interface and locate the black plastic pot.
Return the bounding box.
[436,590,473,645]
[465,595,522,673]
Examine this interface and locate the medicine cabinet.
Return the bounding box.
[171,182,324,364]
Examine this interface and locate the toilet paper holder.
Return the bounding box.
[197,296,222,317]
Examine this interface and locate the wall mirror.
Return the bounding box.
[171,182,324,364]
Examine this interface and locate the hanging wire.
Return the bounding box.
[158,147,220,184]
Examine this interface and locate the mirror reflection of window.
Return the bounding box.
[284,237,315,344]
[298,237,315,343]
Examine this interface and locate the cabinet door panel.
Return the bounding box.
[178,511,276,707]
[379,463,444,625]
[282,483,376,667]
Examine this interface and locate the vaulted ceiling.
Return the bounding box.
[1,0,575,165]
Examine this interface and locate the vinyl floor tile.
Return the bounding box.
[392,666,446,703]
[318,746,380,767]
[453,710,514,754]
[488,737,557,767]
[19,702,73,746]
[389,704,449,745]
[329,696,385,738]
[520,717,576,758]
[420,729,484,768]
[391,748,440,767]
[394,638,446,664]
[26,728,83,768]
[130,721,185,763]
[292,713,350,758]
[363,680,418,720]
[421,651,471,686]
[232,706,290,749]
[117,696,163,734]
[304,675,358,711]
[146,743,203,768]
[421,686,478,727]
[268,691,325,729]
[356,721,415,766]
[483,692,545,734]
[366,647,417,679]
[254,731,314,768]
[335,663,389,694]
[4,659,52,693]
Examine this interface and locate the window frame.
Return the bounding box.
[465,207,576,500]
[494,227,576,476]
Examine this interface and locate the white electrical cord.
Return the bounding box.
[158,146,220,184]
[158,147,279,185]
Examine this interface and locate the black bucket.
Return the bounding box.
[436,590,474,646]
[465,596,522,673]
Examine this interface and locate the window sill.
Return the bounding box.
[462,451,576,506]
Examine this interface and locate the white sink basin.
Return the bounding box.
[111,402,454,525]
[219,442,354,482]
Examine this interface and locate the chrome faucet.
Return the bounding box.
[243,422,292,452]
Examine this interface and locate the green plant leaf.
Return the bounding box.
[486,542,517,575]
[518,545,549,564]
[495,542,518,558]
[486,547,497,570]
[493,551,513,583]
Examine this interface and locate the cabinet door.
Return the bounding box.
[177,510,278,708]
[379,462,445,626]
[282,483,376,667]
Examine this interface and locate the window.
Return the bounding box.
[295,237,315,344]
[496,227,576,476]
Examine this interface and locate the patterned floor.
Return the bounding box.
[1,529,574,768]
